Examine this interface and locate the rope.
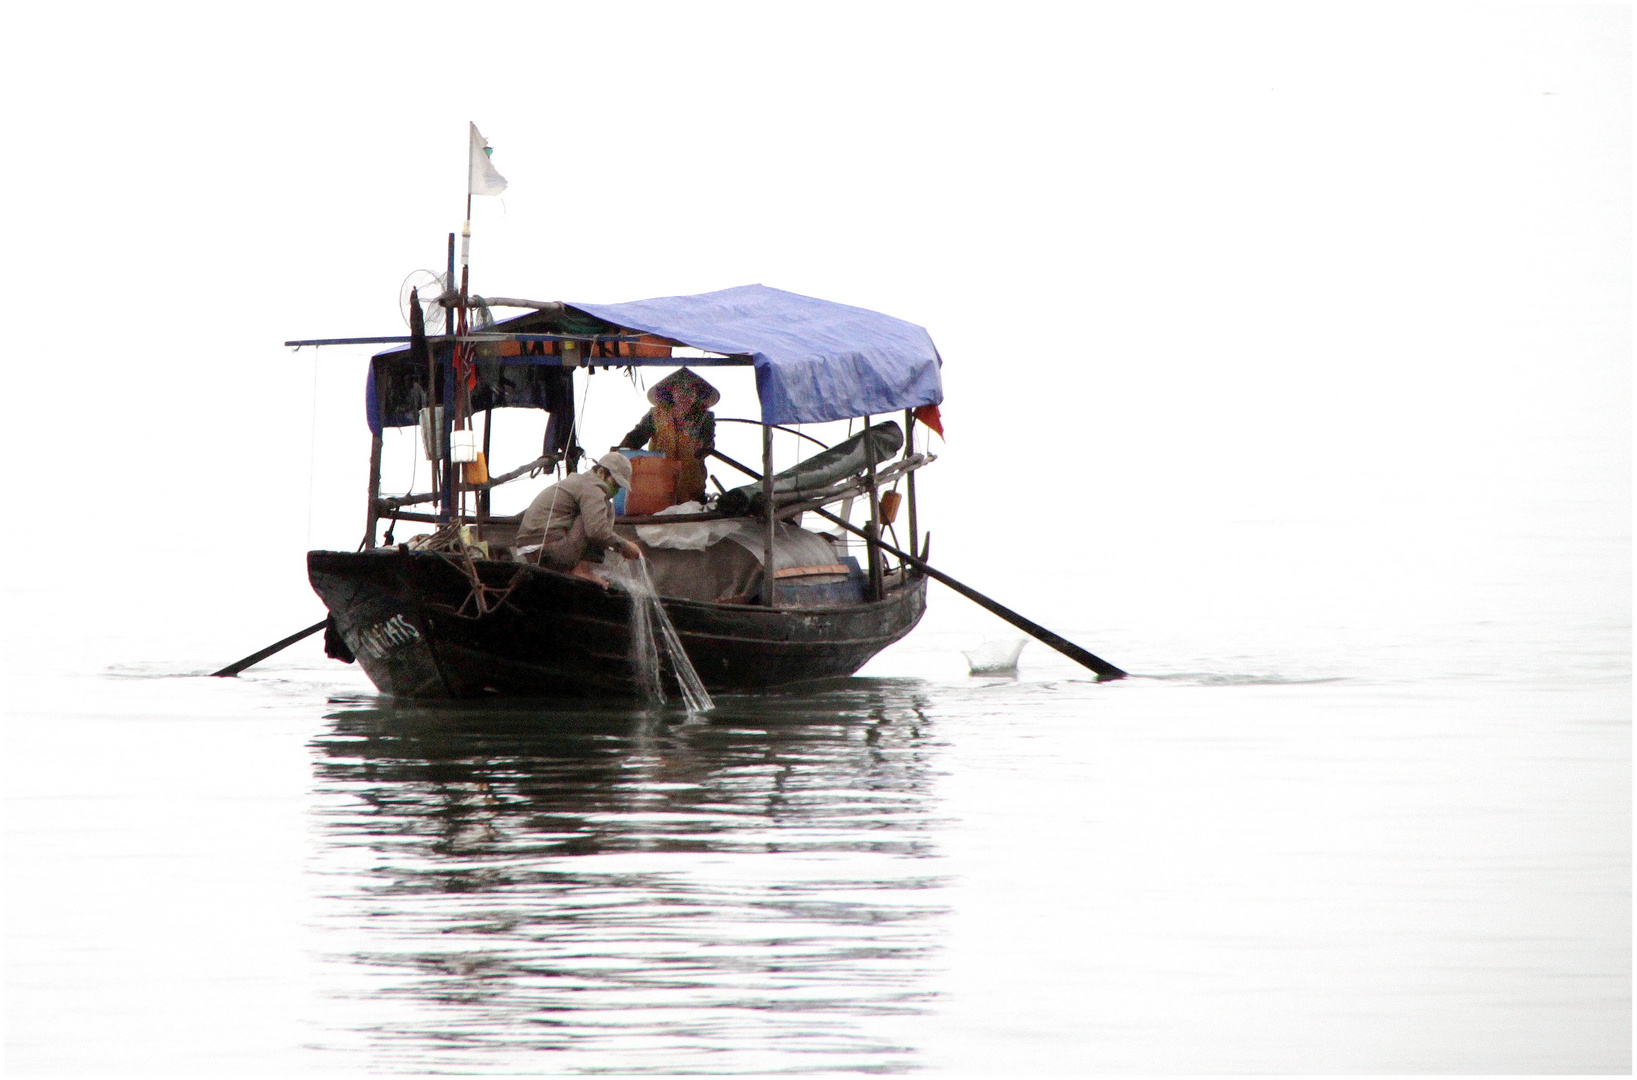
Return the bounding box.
[405,424,418,509]
[532,364,596,566]
[435,550,529,619]
[305,352,320,548]
[715,417,830,450]
[409,522,527,619]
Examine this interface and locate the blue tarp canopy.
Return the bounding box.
[569,284,943,426]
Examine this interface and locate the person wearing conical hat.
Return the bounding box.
[619,368,719,504]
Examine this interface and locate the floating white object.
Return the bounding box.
[451,428,479,464]
[964,639,1026,675]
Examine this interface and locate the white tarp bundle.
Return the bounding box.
[633,510,847,603]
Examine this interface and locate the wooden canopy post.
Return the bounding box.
[478,406,492,524]
[436,232,454,522]
[864,414,883,601]
[363,430,382,549]
[450,258,472,525]
[903,408,918,562]
[439,354,456,523]
[761,424,776,606]
[427,235,446,517]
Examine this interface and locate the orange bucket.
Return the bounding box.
[624,457,682,516]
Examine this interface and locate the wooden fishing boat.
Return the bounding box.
[294,267,946,701]
[223,129,1122,693]
[309,549,926,698]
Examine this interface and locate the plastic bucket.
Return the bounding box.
[625,456,683,516]
[450,429,479,464]
[612,449,664,516]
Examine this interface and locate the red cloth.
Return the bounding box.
[914,403,943,437]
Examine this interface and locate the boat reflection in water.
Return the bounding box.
[309,679,946,1074]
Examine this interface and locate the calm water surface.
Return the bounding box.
[4,488,1629,1074]
[309,687,946,1074]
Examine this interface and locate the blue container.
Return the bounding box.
[772,556,867,607]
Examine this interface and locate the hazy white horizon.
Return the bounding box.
[3,3,1628,1075]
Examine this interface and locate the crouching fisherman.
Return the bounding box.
[516,453,642,585]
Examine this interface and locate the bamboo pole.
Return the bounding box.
[864,414,883,601]
[364,430,382,549]
[704,448,1127,681]
[440,357,455,523]
[478,406,492,523]
[761,424,776,606]
[211,621,328,678]
[432,233,453,519]
[453,262,471,523]
[812,508,1128,682]
[903,408,918,562]
[703,450,928,521]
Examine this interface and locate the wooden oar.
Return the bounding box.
[210,620,328,678]
[708,450,1127,681]
[812,509,1127,681]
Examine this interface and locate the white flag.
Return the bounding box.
[468,122,508,196]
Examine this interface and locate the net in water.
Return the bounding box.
[607,557,714,713]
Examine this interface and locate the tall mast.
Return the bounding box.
[862,415,883,601]
[903,408,918,559]
[454,221,471,523]
[438,234,455,522]
[761,425,776,606]
[455,123,508,525]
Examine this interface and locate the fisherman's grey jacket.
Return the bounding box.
[516,470,618,549]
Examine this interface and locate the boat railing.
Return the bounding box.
[373,453,933,529]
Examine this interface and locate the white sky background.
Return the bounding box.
[2,2,1628,654]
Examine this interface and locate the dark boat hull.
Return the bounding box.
[307,549,926,699]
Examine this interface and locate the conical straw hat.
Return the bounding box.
[647,368,720,409]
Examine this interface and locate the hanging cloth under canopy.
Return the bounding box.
[567,284,944,426]
[362,283,944,430]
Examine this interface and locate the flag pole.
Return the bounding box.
[457,123,508,524]
[454,130,474,523]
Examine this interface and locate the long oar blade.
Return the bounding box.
[706,449,1127,681]
[812,509,1127,681]
[211,620,329,678]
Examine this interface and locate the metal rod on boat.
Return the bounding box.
[715,417,830,449]
[210,620,328,678]
[707,449,1127,682]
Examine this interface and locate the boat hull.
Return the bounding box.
[307,549,926,699]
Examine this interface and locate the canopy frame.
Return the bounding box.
[290,285,940,583]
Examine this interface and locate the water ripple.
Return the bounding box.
[307,684,947,1073]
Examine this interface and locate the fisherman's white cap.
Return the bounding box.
[595,452,633,490]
